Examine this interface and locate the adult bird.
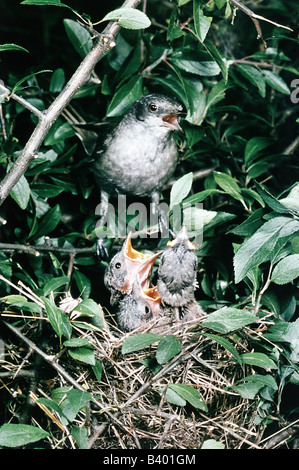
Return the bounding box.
[94,93,183,258]
[157,226,204,321]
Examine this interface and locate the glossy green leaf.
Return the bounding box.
[71,426,88,449]
[271,254,299,285]
[202,307,257,333]
[50,68,65,93]
[63,19,93,58]
[101,8,151,30]
[122,333,162,354]
[236,64,266,97]
[170,172,193,209]
[201,439,225,449]
[29,204,61,240]
[10,174,31,210]
[42,296,72,341]
[171,58,220,76]
[169,384,208,411]
[213,171,244,204]
[203,333,242,364]
[263,70,290,95]
[234,217,299,283]
[163,387,186,406]
[156,335,181,364]
[0,423,49,447]
[240,352,278,370]
[193,2,212,42]
[43,276,70,296]
[68,346,95,365]
[0,43,29,53]
[92,360,103,383]
[64,337,91,348]
[106,75,143,117]
[244,137,273,164]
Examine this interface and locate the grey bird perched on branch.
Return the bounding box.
[157,226,204,321]
[94,93,184,258]
[104,232,161,305]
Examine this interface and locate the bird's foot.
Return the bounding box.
[96,237,110,259]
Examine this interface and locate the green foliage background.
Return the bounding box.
[0,0,298,449]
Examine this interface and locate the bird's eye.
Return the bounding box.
[149,103,157,112]
[145,306,150,314]
[115,262,121,269]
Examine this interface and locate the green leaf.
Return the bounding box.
[11,69,52,94]
[279,183,299,211]
[49,68,65,93]
[239,373,278,390]
[10,174,31,210]
[64,337,91,348]
[201,439,225,449]
[63,19,93,58]
[193,2,212,42]
[169,384,208,411]
[202,307,257,333]
[92,360,103,383]
[156,336,181,364]
[0,294,42,314]
[101,8,151,30]
[0,423,49,447]
[71,426,88,449]
[122,333,162,354]
[68,346,95,365]
[178,0,192,5]
[29,204,61,240]
[163,387,186,406]
[43,276,70,296]
[254,181,291,214]
[67,389,91,415]
[203,333,242,365]
[263,70,290,95]
[244,137,272,164]
[42,296,72,341]
[234,216,299,283]
[171,57,220,76]
[231,381,264,399]
[0,43,29,53]
[236,64,266,97]
[170,172,193,209]
[271,254,299,285]
[240,352,278,370]
[106,75,143,117]
[213,171,245,205]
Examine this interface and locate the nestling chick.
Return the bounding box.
[157,226,204,320]
[94,93,183,258]
[104,232,161,305]
[116,281,162,332]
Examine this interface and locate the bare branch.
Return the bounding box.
[229,0,293,48]
[0,0,142,206]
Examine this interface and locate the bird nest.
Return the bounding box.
[1,307,262,449]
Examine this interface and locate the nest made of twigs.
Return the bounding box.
[0,308,263,449]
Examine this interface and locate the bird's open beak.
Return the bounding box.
[122,232,162,290]
[167,225,195,250]
[142,286,161,317]
[162,114,182,131]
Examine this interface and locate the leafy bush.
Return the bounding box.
[0,0,298,449]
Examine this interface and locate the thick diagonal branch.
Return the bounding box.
[0,0,142,206]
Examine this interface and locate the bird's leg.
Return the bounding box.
[151,191,175,239]
[95,189,110,258]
